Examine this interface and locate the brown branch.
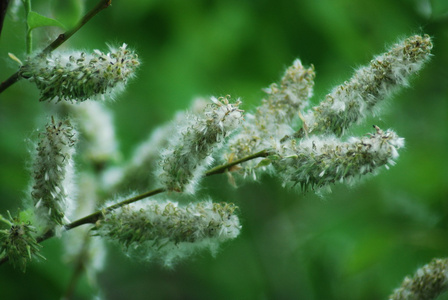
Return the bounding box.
[0,71,20,94]
[0,0,10,39]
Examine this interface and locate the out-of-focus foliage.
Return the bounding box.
[0,0,447,299]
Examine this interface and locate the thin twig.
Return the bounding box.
[62,233,91,300]
[42,0,111,54]
[63,256,85,300]
[0,71,19,94]
[65,187,165,231]
[66,150,270,230]
[205,149,270,176]
[0,0,111,94]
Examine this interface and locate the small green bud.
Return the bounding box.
[0,211,45,272]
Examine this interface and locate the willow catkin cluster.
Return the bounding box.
[226,59,315,178]
[31,117,77,227]
[389,258,448,300]
[158,96,243,193]
[221,34,431,189]
[272,126,404,192]
[298,34,433,137]
[20,43,140,102]
[94,199,241,267]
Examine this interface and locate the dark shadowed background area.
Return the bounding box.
[0,0,447,299]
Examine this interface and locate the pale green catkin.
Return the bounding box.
[94,199,241,267]
[299,34,432,137]
[21,43,140,102]
[389,258,448,300]
[31,117,77,227]
[273,126,404,192]
[158,96,243,193]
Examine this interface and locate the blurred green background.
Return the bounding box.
[1,0,448,299]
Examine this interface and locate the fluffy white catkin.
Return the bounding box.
[94,199,241,267]
[31,117,77,227]
[389,258,448,300]
[299,34,432,137]
[21,43,140,102]
[158,96,243,193]
[105,97,209,194]
[273,126,404,191]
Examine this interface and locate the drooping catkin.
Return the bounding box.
[273,126,404,192]
[105,97,209,194]
[94,199,241,267]
[298,34,432,137]
[158,96,243,193]
[31,117,77,227]
[21,43,140,102]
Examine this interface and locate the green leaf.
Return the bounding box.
[256,159,272,168]
[19,209,35,224]
[27,11,66,31]
[51,0,84,28]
